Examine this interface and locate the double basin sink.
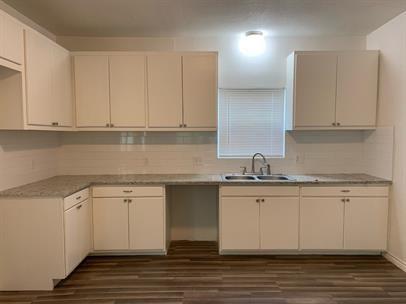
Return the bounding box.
[223,174,294,182]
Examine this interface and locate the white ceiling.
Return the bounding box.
[4,0,406,37]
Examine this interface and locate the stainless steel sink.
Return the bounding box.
[224,175,257,181]
[223,174,294,181]
[256,175,291,181]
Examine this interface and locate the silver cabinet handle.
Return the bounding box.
[346,198,350,202]
[76,204,82,210]
[332,122,336,126]
[128,199,132,203]
[341,190,350,193]
[52,122,59,126]
[106,123,110,127]
[341,198,346,202]
[255,199,260,203]
[337,122,341,126]
[110,123,114,127]
[124,199,128,203]
[123,190,133,193]
[76,196,82,200]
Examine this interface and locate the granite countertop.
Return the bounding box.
[0,173,391,198]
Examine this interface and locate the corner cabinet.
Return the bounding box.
[73,51,218,131]
[0,11,24,65]
[25,29,73,128]
[285,51,379,130]
[0,188,91,291]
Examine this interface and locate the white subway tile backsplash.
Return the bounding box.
[0,131,60,191]
[0,128,393,191]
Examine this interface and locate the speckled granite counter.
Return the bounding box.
[0,173,391,198]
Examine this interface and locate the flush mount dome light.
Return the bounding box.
[239,31,266,57]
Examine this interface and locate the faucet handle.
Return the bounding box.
[266,164,271,175]
[240,166,247,175]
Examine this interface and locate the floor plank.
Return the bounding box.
[1,241,406,304]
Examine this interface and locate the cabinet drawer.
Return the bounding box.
[64,188,89,211]
[92,186,164,198]
[301,186,388,197]
[221,186,299,197]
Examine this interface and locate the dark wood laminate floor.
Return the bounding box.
[1,241,406,304]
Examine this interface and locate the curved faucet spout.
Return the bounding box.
[251,153,270,175]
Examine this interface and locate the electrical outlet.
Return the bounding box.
[193,157,203,167]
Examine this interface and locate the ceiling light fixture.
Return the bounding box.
[239,31,266,57]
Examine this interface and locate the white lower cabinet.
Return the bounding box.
[221,197,260,250]
[220,186,300,252]
[92,186,166,252]
[93,198,129,250]
[260,197,299,250]
[300,186,389,251]
[300,198,344,250]
[344,197,388,250]
[64,199,92,275]
[129,197,165,250]
[220,185,388,253]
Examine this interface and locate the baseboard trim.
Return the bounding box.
[384,252,406,272]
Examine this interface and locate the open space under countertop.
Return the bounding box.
[0,173,391,199]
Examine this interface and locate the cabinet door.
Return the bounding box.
[300,198,344,250]
[260,197,299,250]
[1,13,24,64]
[129,197,165,250]
[294,54,337,127]
[344,197,388,250]
[147,53,183,128]
[25,30,53,126]
[64,199,91,275]
[110,55,146,127]
[93,198,129,250]
[74,56,110,127]
[182,54,217,128]
[51,45,73,127]
[336,52,378,127]
[220,197,260,250]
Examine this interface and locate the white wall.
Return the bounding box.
[0,132,60,191]
[367,12,406,269]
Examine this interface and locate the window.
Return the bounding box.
[218,88,285,158]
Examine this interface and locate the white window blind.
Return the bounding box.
[218,89,285,158]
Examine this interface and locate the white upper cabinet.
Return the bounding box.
[25,29,73,127]
[292,53,337,128]
[336,52,379,127]
[73,52,218,131]
[25,30,53,126]
[147,53,183,128]
[51,44,73,127]
[110,55,146,128]
[0,11,24,65]
[182,53,218,128]
[74,55,110,128]
[286,51,379,130]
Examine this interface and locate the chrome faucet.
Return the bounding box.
[251,153,271,175]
